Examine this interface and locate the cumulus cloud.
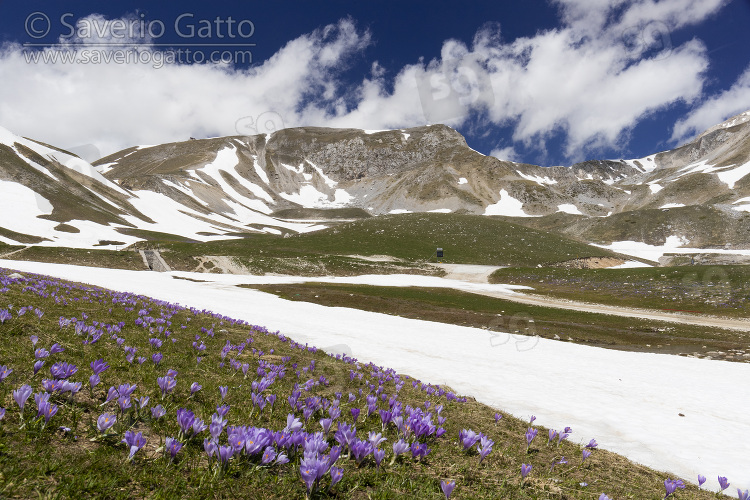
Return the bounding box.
[490,146,521,162]
[0,2,733,161]
[671,64,750,144]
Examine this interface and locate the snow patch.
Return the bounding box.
[660,203,685,209]
[458,177,468,185]
[648,183,663,194]
[517,171,558,186]
[484,189,537,217]
[716,160,750,189]
[252,157,270,185]
[556,204,582,215]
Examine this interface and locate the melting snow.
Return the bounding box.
[648,183,663,194]
[517,171,558,186]
[253,157,270,185]
[556,204,582,215]
[458,177,468,185]
[660,203,685,209]
[484,189,537,217]
[716,160,750,189]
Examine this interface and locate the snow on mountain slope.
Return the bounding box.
[0,127,324,248]
[2,110,750,250]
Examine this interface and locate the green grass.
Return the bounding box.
[0,268,719,498]
[5,213,625,275]
[155,213,621,271]
[5,246,145,271]
[241,283,750,362]
[0,227,47,245]
[489,265,750,318]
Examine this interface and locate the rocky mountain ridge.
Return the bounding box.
[0,110,749,250]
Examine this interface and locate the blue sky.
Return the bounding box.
[1,0,749,166]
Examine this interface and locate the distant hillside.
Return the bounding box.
[0,110,748,251]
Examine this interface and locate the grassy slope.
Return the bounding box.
[489,265,750,319]
[160,213,621,270]
[0,268,717,499]
[242,283,750,362]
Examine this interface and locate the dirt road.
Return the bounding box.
[429,263,750,332]
[471,288,750,332]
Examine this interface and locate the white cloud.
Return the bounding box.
[0,3,732,161]
[671,64,750,143]
[490,146,520,162]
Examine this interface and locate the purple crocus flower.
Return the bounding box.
[216,404,230,417]
[97,413,117,433]
[89,373,100,388]
[190,382,202,395]
[392,439,409,458]
[718,476,730,491]
[34,348,49,359]
[157,376,176,397]
[38,401,58,424]
[49,343,64,354]
[585,438,598,449]
[105,386,118,404]
[697,475,706,487]
[90,358,110,375]
[350,407,361,421]
[204,438,217,459]
[151,404,167,419]
[176,408,195,435]
[217,445,233,465]
[284,414,303,433]
[521,463,532,479]
[599,495,612,500]
[525,427,538,451]
[738,489,749,500]
[122,430,146,460]
[374,448,385,468]
[0,408,5,420]
[261,446,276,464]
[30,335,39,346]
[494,412,502,423]
[350,438,373,465]
[368,431,387,449]
[663,479,685,498]
[330,466,343,487]
[165,436,182,460]
[0,365,13,382]
[441,479,456,499]
[478,435,494,464]
[13,384,32,411]
[459,429,479,450]
[299,461,318,493]
[152,352,163,365]
[548,429,558,444]
[219,386,228,401]
[582,449,592,462]
[50,361,77,379]
[117,396,132,413]
[33,360,45,375]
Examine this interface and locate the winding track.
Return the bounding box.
[432,263,750,332]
